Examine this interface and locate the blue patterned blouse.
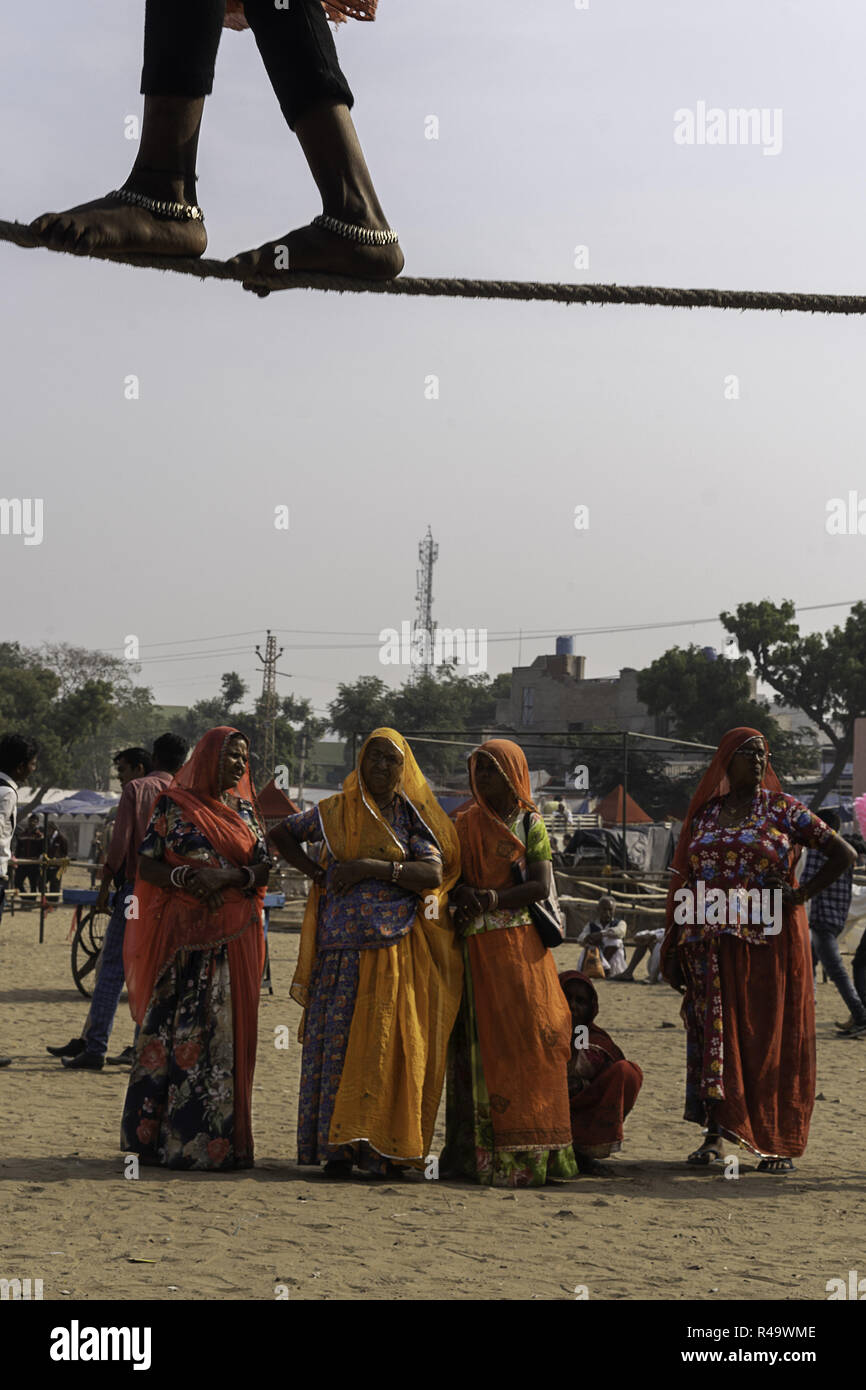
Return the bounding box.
[284,799,442,951]
[139,795,269,869]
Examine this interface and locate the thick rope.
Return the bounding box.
[3,216,866,313]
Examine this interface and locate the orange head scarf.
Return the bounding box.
[124,726,265,1023]
[456,738,537,891]
[660,726,787,972]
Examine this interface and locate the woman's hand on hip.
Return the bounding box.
[330,859,371,891]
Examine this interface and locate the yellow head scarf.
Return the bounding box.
[291,728,460,1007]
[317,726,461,870]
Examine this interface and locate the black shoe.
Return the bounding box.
[61,1051,104,1070]
[323,1159,353,1180]
[47,1037,86,1058]
[106,1045,135,1066]
[0,1056,11,1068]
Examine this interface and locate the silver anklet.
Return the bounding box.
[107,188,205,222]
[311,213,398,246]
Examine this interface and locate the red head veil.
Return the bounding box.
[559,969,625,1061]
[456,738,537,890]
[124,726,265,1024]
[660,726,785,977]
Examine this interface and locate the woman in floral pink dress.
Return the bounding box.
[660,727,856,1173]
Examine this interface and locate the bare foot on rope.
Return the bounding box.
[229,214,403,289]
[29,190,207,259]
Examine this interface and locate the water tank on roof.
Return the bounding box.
[701,646,718,661]
[556,635,574,656]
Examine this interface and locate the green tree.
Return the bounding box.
[636,644,814,783]
[0,643,143,804]
[720,599,866,806]
[328,677,395,744]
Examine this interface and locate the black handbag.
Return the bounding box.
[512,811,566,948]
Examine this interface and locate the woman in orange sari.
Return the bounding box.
[442,740,578,1187]
[660,726,856,1172]
[121,727,269,1170]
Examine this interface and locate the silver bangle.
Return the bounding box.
[170,865,189,890]
[107,188,205,222]
[242,865,256,892]
[391,861,404,883]
[311,213,398,247]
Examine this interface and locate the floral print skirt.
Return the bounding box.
[681,940,725,1124]
[441,953,578,1188]
[297,947,391,1174]
[120,945,240,1170]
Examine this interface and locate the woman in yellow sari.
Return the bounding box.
[269,729,462,1178]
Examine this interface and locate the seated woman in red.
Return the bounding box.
[559,970,643,1175]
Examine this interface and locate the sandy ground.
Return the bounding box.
[1,899,865,1303]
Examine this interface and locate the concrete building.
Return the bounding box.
[495,650,671,738]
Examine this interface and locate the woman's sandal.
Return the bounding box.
[323,1159,353,1180]
[686,1143,724,1166]
[756,1157,795,1174]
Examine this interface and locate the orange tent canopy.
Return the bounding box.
[596,784,652,825]
[258,779,300,820]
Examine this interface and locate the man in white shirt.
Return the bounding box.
[577,895,628,978]
[0,733,40,1068]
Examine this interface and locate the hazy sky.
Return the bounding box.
[2,0,863,722]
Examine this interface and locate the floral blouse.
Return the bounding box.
[464,809,552,938]
[139,795,269,869]
[284,799,443,952]
[676,789,833,947]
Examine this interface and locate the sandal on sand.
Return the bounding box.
[323,1159,353,1180]
[686,1144,724,1166]
[757,1157,795,1174]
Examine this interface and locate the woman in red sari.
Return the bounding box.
[559,970,643,1175]
[121,727,270,1170]
[660,727,856,1173]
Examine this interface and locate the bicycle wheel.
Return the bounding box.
[71,908,103,998]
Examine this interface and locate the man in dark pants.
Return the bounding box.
[0,734,39,1067]
[805,809,866,1037]
[45,821,69,897]
[48,736,188,1069]
[13,814,44,904]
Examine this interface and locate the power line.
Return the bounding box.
[95,598,857,663]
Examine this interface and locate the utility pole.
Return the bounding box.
[412,524,438,677]
[255,629,284,783]
[296,728,307,808]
